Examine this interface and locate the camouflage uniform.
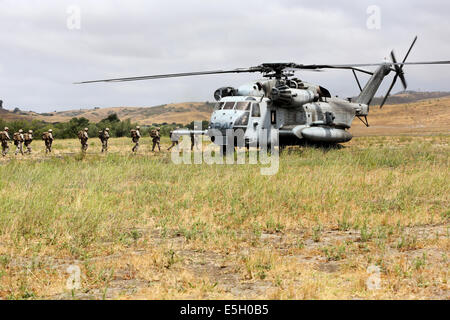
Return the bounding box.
[100,128,110,153]
[80,128,89,152]
[152,128,161,152]
[1,127,10,157]
[44,130,54,154]
[132,127,141,153]
[167,128,179,151]
[24,130,33,154]
[14,130,24,155]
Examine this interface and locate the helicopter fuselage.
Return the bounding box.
[207,79,369,147]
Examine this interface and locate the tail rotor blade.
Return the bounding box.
[403,36,418,64]
[395,36,418,89]
[391,51,407,90]
[380,74,398,109]
[398,72,407,90]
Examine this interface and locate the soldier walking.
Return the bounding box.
[167,127,180,151]
[151,127,161,152]
[78,127,89,152]
[1,127,10,157]
[24,130,33,154]
[99,128,110,153]
[42,129,54,153]
[131,126,141,153]
[190,132,200,151]
[14,129,25,155]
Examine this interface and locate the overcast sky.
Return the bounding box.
[0,0,449,112]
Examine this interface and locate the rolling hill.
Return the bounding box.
[4,102,215,125]
[367,90,450,105]
[350,96,450,136]
[1,91,449,135]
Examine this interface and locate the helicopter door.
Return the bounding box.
[263,109,277,147]
[245,103,261,144]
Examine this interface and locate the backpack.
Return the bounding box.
[150,129,157,138]
[13,132,23,142]
[77,131,84,140]
[42,132,49,140]
[24,133,32,141]
[130,129,137,138]
[0,131,7,141]
[98,130,104,140]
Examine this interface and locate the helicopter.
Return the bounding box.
[76,36,450,152]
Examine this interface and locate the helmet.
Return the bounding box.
[84,127,89,131]
[156,127,161,131]
[105,128,110,131]
[19,129,23,133]
[48,129,53,132]
[28,130,33,134]
[4,127,8,131]
[136,126,140,130]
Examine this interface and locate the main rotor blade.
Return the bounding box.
[75,68,261,84]
[292,60,450,70]
[394,60,450,66]
[75,58,450,84]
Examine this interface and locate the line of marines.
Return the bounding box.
[1,125,196,156]
[1,127,54,156]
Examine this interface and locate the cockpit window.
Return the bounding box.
[235,102,251,111]
[214,102,224,110]
[251,103,261,117]
[223,102,235,110]
[234,112,249,126]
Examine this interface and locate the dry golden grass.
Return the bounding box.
[0,134,448,300]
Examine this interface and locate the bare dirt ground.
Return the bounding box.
[4,223,445,300]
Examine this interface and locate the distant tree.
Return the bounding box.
[101,113,120,123]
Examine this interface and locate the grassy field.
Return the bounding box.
[0,135,448,299]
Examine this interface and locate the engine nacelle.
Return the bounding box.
[271,85,317,108]
[214,87,237,101]
[236,82,265,97]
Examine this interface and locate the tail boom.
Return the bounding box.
[355,64,391,105]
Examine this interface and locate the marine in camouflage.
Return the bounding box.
[1,127,10,157]
[152,127,161,152]
[132,126,141,153]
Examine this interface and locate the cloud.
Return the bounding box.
[0,0,449,112]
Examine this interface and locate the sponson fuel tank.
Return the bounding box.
[300,127,352,143]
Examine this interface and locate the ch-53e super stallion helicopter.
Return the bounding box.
[77,36,450,151]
